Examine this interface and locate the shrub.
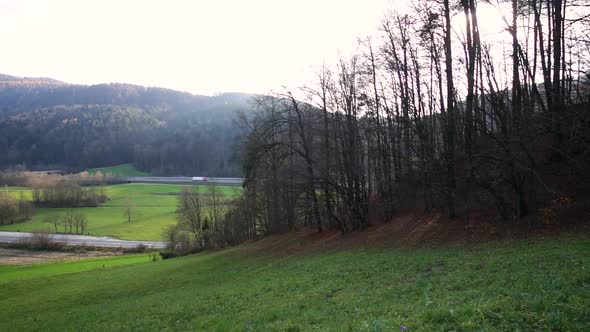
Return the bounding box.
[26,229,65,250]
[135,243,147,252]
[163,224,196,255]
[159,251,177,260]
[123,243,148,254]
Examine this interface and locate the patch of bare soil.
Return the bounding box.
[0,248,120,265]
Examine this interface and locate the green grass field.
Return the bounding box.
[1,186,32,200]
[0,184,241,241]
[86,164,150,177]
[0,254,152,283]
[0,237,587,331]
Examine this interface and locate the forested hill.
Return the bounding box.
[0,74,254,176]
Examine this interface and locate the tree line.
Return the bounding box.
[43,212,89,235]
[32,181,107,208]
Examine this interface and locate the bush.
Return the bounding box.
[123,243,148,254]
[30,230,52,248]
[135,243,147,252]
[163,225,196,255]
[77,245,97,252]
[25,229,65,250]
[159,251,177,260]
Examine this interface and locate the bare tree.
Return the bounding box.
[124,197,136,223]
[176,187,205,247]
[43,215,60,233]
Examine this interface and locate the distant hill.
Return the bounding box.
[0,74,256,176]
[0,74,67,88]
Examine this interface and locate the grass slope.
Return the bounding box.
[86,164,149,177]
[0,184,241,241]
[0,237,588,331]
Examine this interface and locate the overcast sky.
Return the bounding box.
[0,0,398,95]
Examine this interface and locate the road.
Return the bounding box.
[0,231,167,249]
[126,176,244,185]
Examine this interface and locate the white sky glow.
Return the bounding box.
[0,0,512,95]
[0,0,393,95]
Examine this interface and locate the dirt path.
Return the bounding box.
[0,248,119,265]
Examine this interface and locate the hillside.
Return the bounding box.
[86,164,150,177]
[0,74,255,176]
[0,235,587,331]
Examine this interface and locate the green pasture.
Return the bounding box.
[1,186,32,200]
[0,237,587,330]
[86,164,150,177]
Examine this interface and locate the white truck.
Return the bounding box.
[191,176,208,182]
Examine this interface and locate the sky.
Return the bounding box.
[0,0,514,96]
[0,0,395,95]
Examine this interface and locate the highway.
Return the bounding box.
[125,176,244,185]
[0,231,167,249]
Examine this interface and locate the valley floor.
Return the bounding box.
[0,234,588,331]
[0,183,240,241]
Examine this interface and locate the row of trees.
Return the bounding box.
[32,181,107,207]
[0,170,122,188]
[230,0,589,237]
[43,212,89,235]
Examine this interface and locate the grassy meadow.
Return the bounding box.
[86,163,150,177]
[0,184,241,241]
[0,236,588,331]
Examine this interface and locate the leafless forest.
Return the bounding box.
[172,0,590,249]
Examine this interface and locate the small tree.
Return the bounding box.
[124,197,136,223]
[61,211,75,233]
[73,213,88,234]
[43,215,60,233]
[176,187,204,247]
[80,217,88,234]
[207,186,226,247]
